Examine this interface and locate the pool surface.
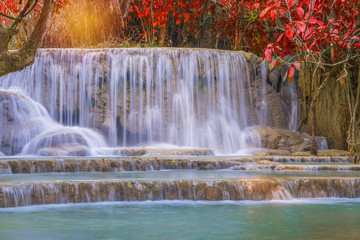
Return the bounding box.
[1,170,360,183]
[1,199,360,240]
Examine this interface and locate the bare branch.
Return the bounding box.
[0,12,15,20]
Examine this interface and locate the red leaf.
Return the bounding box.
[285,25,295,39]
[293,62,301,70]
[309,16,317,24]
[296,7,304,17]
[270,59,281,69]
[259,7,272,20]
[277,33,284,42]
[287,0,296,8]
[288,66,295,83]
[275,60,281,68]
[270,9,278,20]
[264,48,273,62]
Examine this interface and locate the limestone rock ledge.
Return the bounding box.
[243,126,328,153]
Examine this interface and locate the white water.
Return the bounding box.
[0,48,296,156]
[0,89,106,156]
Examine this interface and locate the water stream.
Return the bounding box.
[1,170,360,207]
[0,48,296,156]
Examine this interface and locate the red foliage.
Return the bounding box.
[0,0,43,25]
[128,0,272,54]
[129,0,213,40]
[3,0,359,76]
[259,0,360,82]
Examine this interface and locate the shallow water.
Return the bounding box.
[1,200,360,240]
[1,170,360,183]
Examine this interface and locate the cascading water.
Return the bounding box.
[1,177,360,207]
[0,89,106,156]
[0,89,54,155]
[0,48,296,156]
[280,79,298,131]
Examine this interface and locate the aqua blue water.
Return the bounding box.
[1,170,360,183]
[1,199,360,240]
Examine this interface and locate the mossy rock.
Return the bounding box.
[292,149,351,157]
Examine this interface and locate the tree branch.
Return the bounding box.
[0,0,57,77]
[21,0,56,52]
[0,12,16,20]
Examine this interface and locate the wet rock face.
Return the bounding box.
[268,68,281,91]
[246,56,289,130]
[243,126,328,153]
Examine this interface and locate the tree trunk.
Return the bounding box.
[159,27,166,46]
[0,0,56,77]
[308,65,340,155]
[311,104,318,155]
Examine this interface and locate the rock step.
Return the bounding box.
[0,157,251,174]
[0,156,354,174]
[271,156,351,162]
[280,165,360,171]
[1,177,360,207]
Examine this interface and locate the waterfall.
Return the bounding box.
[1,178,360,207]
[0,89,106,156]
[0,48,294,155]
[280,79,298,131]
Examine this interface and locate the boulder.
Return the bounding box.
[22,127,106,156]
[243,126,328,153]
[38,144,91,157]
